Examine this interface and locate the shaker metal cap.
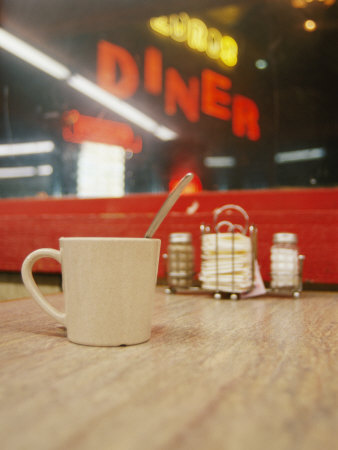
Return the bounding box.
[273,232,298,244]
[169,232,192,243]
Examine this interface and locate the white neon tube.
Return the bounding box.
[0,141,55,156]
[0,29,71,80]
[154,126,178,141]
[67,74,177,141]
[0,28,178,141]
[204,156,236,168]
[275,148,326,164]
[0,164,53,179]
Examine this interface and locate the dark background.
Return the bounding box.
[0,0,337,197]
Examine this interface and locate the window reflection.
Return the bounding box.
[0,0,337,198]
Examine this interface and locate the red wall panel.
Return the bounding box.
[0,187,337,285]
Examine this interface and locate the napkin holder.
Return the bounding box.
[199,204,257,300]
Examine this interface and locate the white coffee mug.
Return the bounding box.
[21,237,161,346]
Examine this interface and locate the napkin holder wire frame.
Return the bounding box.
[200,205,257,300]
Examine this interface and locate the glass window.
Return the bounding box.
[0,0,337,197]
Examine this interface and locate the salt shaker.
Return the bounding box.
[270,232,304,297]
[166,232,194,292]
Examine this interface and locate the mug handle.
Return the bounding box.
[21,248,66,325]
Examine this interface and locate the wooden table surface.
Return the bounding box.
[1,288,337,450]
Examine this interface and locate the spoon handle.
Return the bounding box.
[144,173,194,238]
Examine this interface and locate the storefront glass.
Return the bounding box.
[0,0,337,197]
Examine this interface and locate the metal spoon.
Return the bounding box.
[144,172,194,238]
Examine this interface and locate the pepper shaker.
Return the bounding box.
[166,232,194,293]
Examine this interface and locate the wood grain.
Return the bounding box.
[0,288,337,450]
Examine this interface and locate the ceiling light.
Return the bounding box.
[67,74,177,141]
[0,141,55,157]
[0,28,178,142]
[204,156,236,168]
[304,19,317,31]
[0,164,53,179]
[275,147,326,163]
[255,59,268,70]
[0,29,70,79]
[291,0,335,8]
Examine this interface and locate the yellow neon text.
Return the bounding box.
[149,13,238,67]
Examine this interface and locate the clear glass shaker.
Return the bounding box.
[270,232,303,297]
[166,232,194,292]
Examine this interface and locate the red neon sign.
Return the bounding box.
[144,47,163,95]
[201,69,232,121]
[97,40,139,99]
[62,110,142,153]
[165,68,200,122]
[169,172,202,194]
[97,41,261,141]
[232,95,260,141]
